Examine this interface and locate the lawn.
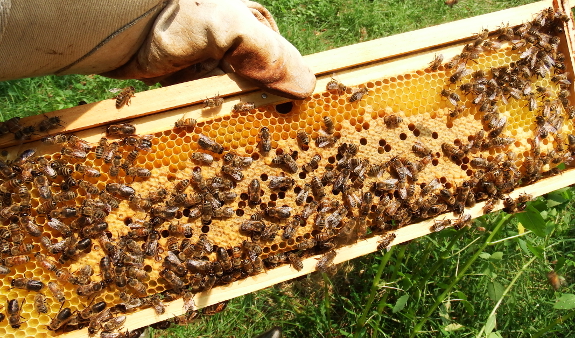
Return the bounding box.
[2,0,575,337]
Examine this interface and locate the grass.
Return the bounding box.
[3,0,575,337]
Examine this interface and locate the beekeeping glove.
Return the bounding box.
[0,0,316,100]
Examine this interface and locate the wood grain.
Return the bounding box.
[0,0,552,150]
[59,167,575,338]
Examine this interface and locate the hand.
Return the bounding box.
[101,0,316,99]
[0,0,316,100]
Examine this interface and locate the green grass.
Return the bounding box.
[3,0,575,337]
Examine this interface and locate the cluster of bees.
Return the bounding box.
[0,6,572,337]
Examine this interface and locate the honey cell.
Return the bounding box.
[0,6,572,338]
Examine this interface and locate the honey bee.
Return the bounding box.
[326,75,347,94]
[106,183,136,198]
[295,130,310,147]
[174,117,197,130]
[323,116,335,134]
[449,64,470,83]
[11,277,44,291]
[232,101,256,112]
[429,54,444,71]
[61,146,87,159]
[47,282,66,303]
[268,176,295,190]
[48,307,74,331]
[204,94,224,108]
[412,141,432,157]
[260,224,279,242]
[221,165,244,181]
[126,278,146,297]
[76,281,104,297]
[316,250,337,272]
[33,293,48,314]
[143,231,160,257]
[349,87,368,102]
[384,114,403,128]
[315,134,339,148]
[483,198,497,214]
[197,133,224,154]
[114,86,136,108]
[101,315,127,332]
[7,299,24,329]
[431,219,451,232]
[441,143,464,162]
[160,268,184,292]
[266,206,292,219]
[281,217,299,240]
[107,122,136,136]
[377,233,397,251]
[41,133,69,145]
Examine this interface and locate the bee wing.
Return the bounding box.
[108,88,122,94]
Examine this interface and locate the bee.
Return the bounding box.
[159,268,184,292]
[429,54,444,71]
[73,163,101,178]
[204,94,224,108]
[3,116,22,134]
[483,198,497,214]
[315,134,339,148]
[107,122,136,136]
[449,64,470,83]
[268,176,295,190]
[126,167,152,178]
[13,148,36,166]
[441,89,460,106]
[349,87,368,102]
[441,143,464,162]
[381,114,404,130]
[7,299,25,329]
[61,146,87,159]
[101,315,127,332]
[76,281,104,297]
[114,86,136,108]
[198,133,224,154]
[260,223,279,241]
[47,218,73,239]
[33,293,48,315]
[0,265,11,275]
[293,183,312,205]
[266,206,292,219]
[221,165,244,181]
[106,183,136,198]
[316,250,337,272]
[45,282,65,304]
[431,219,451,232]
[299,154,321,173]
[323,116,335,134]
[38,114,62,132]
[332,168,351,194]
[412,141,432,157]
[284,252,303,271]
[11,277,44,291]
[377,233,397,251]
[125,278,147,296]
[213,206,234,218]
[170,116,198,132]
[258,127,272,153]
[143,231,160,257]
[41,133,68,145]
[272,153,298,173]
[232,101,256,112]
[326,75,347,93]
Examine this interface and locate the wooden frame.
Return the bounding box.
[3,0,573,336]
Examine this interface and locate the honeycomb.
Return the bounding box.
[0,6,573,338]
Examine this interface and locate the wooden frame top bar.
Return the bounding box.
[0,0,551,150]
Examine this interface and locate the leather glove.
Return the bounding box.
[0,0,316,99]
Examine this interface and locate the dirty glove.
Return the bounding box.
[0,0,316,99]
